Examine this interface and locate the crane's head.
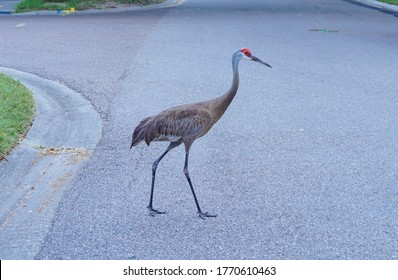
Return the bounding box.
[239,48,272,68]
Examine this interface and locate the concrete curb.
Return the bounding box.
[346,0,398,14]
[355,0,398,12]
[0,67,102,259]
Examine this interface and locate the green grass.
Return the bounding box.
[16,0,97,12]
[378,0,398,5]
[0,74,35,160]
[15,0,163,13]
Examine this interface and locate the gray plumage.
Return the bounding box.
[131,48,271,219]
[131,105,213,147]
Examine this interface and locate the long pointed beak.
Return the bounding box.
[251,55,272,68]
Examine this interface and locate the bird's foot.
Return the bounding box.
[147,206,166,217]
[197,211,217,220]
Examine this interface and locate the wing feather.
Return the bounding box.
[131,105,214,147]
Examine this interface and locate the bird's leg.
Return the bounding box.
[183,148,217,220]
[148,141,181,216]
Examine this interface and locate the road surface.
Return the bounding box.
[0,0,397,259]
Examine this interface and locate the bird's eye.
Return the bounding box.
[241,48,252,57]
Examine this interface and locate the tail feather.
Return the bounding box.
[130,117,153,148]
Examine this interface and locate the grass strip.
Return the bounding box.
[15,0,163,13]
[0,74,35,160]
[377,0,398,5]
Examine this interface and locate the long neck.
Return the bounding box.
[211,54,240,121]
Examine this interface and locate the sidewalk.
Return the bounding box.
[0,0,20,14]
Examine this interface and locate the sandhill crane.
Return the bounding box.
[131,48,271,219]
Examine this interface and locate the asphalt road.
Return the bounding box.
[1,0,398,259]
